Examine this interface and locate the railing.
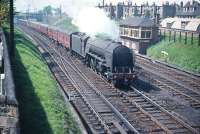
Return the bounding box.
[0,74,5,95]
[0,29,4,96]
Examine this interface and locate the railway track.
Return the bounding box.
[21,26,140,133]
[136,55,200,109]
[48,34,199,133]
[19,25,199,134]
[136,54,200,94]
[139,70,200,109]
[65,53,198,134]
[40,35,170,134]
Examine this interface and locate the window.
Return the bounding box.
[120,28,124,35]
[181,21,188,29]
[124,28,129,35]
[130,29,133,36]
[141,31,151,38]
[141,31,145,38]
[146,31,151,38]
[132,29,139,38]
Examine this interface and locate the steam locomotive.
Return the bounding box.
[18,20,136,85]
[70,32,136,85]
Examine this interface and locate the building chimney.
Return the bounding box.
[181,1,183,7]
[193,0,195,5]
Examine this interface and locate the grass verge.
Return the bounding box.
[147,39,200,73]
[12,28,81,134]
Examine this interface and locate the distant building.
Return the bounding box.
[176,1,200,18]
[160,3,176,19]
[100,3,116,19]
[98,2,176,22]
[120,17,158,54]
[161,17,200,32]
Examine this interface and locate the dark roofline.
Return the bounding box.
[120,17,156,27]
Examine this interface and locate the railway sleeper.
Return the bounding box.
[166,125,188,133]
[191,104,200,109]
[139,102,153,107]
[128,93,141,97]
[104,93,121,98]
[150,128,166,133]
[143,107,158,111]
[91,121,102,126]
[172,128,191,133]
[93,125,105,132]
[154,115,171,120]
[127,105,137,109]
[129,108,139,112]
[148,112,166,117]
[133,98,146,103]
[159,120,178,127]
[88,117,99,123]
[106,125,120,133]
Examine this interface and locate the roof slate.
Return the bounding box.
[120,17,155,27]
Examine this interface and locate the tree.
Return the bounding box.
[36,10,44,22]
[54,7,62,18]
[0,0,14,56]
[43,5,52,23]
[0,0,10,26]
[43,5,52,16]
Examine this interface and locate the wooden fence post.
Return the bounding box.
[191,32,193,45]
[159,29,162,41]
[169,30,171,41]
[173,31,176,42]
[185,32,187,44]
[179,32,181,42]
[164,30,166,40]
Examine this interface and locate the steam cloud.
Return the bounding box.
[62,0,119,39]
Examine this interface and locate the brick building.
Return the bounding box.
[176,1,200,18]
[98,2,176,22]
[120,17,158,54]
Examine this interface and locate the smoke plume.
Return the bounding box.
[62,0,119,39]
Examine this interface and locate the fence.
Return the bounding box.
[159,27,200,46]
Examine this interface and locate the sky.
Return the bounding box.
[15,0,189,12]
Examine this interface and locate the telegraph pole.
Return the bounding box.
[60,5,62,18]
